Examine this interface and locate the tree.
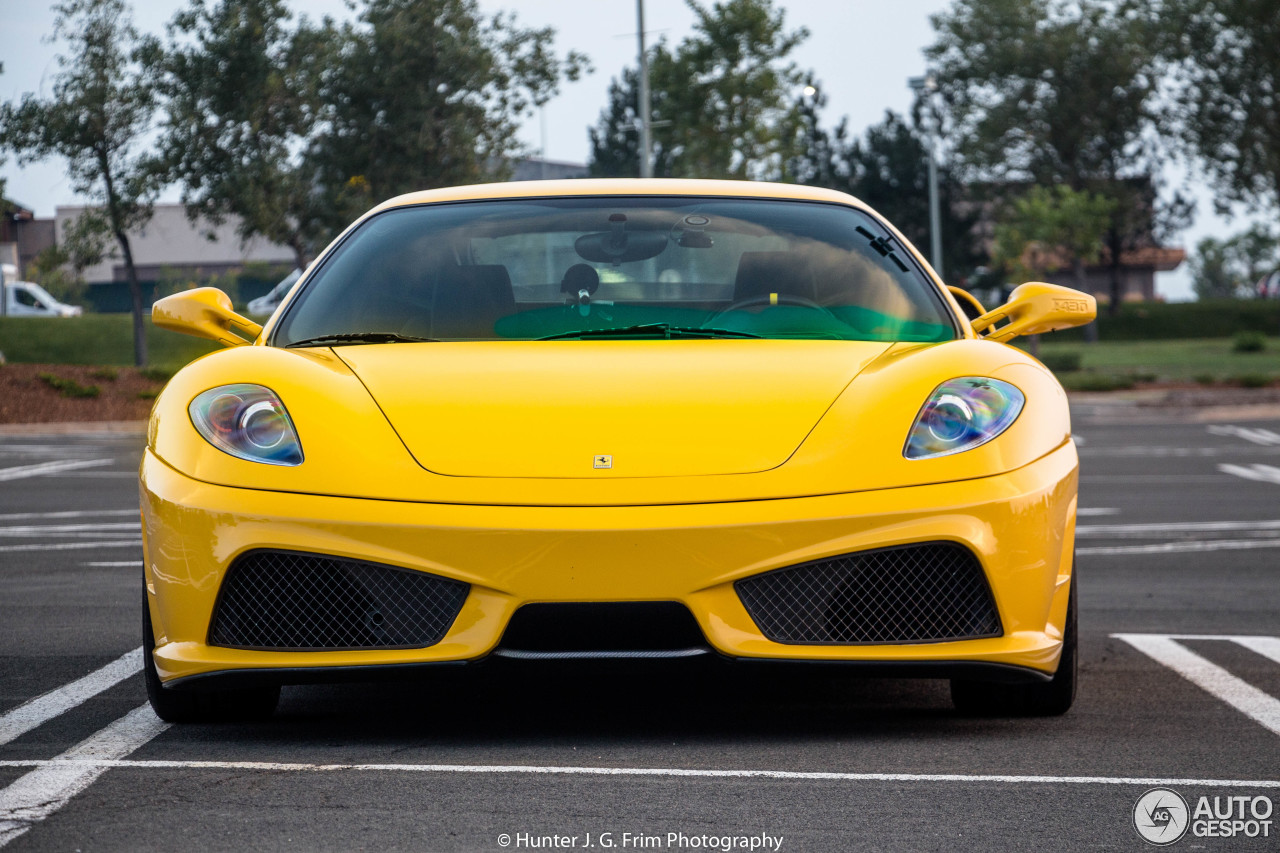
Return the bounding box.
[23,212,114,305]
[993,185,1115,288]
[156,0,334,270]
[926,0,1191,314]
[1189,226,1280,300]
[308,0,586,231]
[785,99,983,284]
[589,0,808,180]
[992,185,1114,346]
[588,64,677,179]
[0,0,160,365]
[1151,0,1280,215]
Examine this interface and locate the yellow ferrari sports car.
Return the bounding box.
[143,178,1095,722]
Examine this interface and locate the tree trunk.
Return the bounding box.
[116,230,148,367]
[288,233,309,272]
[1106,227,1124,318]
[99,150,147,366]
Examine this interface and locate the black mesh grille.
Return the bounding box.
[208,550,470,651]
[735,542,1001,644]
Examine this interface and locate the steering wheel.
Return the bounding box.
[705,292,839,325]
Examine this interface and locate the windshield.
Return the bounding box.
[273,196,957,345]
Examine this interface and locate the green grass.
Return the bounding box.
[0,315,219,370]
[1032,337,1280,385]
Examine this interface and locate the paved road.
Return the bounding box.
[0,417,1278,851]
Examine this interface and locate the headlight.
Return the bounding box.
[904,377,1024,460]
[189,384,303,466]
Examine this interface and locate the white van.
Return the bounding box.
[247,268,302,317]
[0,264,83,317]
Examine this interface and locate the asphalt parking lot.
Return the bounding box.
[0,415,1277,851]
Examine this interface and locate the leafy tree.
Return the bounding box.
[155,0,334,269]
[1189,226,1280,299]
[926,0,1190,314]
[785,98,982,284]
[308,0,586,231]
[23,212,115,305]
[992,185,1113,346]
[589,0,808,180]
[993,185,1115,286]
[588,64,677,179]
[0,0,160,364]
[1150,0,1280,215]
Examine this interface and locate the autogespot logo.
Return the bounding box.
[1134,788,1190,845]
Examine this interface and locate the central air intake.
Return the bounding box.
[496,602,708,658]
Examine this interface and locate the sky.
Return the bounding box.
[0,0,1267,300]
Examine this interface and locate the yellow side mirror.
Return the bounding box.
[970,282,1096,343]
[151,287,263,348]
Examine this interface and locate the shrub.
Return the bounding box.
[1038,352,1082,373]
[139,366,175,383]
[1232,331,1267,353]
[1233,373,1273,388]
[37,373,101,398]
[1059,372,1136,392]
[1193,373,1217,385]
[89,367,119,381]
[137,389,159,400]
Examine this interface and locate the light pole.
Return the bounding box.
[637,0,653,179]
[909,75,943,281]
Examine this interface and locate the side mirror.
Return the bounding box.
[970,282,1096,343]
[152,287,263,348]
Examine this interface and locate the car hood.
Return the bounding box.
[336,340,891,479]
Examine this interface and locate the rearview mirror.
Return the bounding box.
[969,282,1096,343]
[151,287,263,348]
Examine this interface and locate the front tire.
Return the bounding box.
[143,586,279,723]
[951,567,1077,717]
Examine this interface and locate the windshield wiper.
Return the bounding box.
[856,226,911,273]
[538,323,763,341]
[284,332,440,348]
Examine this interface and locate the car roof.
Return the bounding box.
[371,178,869,214]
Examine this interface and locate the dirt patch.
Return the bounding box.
[0,363,167,424]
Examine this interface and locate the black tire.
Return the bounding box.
[951,568,1077,717]
[143,586,279,723]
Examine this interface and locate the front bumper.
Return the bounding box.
[140,443,1078,685]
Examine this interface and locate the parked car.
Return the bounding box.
[1,273,83,318]
[246,268,302,317]
[146,178,1095,722]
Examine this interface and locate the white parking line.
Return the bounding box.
[1076,507,1119,517]
[1080,539,1280,556]
[1112,634,1280,737]
[1208,425,1280,446]
[0,510,136,522]
[83,561,144,568]
[0,648,142,747]
[1077,519,1280,537]
[1150,635,1280,667]
[0,540,142,554]
[0,705,168,847]
[0,460,113,482]
[0,759,1274,789]
[0,523,140,538]
[1219,463,1280,484]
